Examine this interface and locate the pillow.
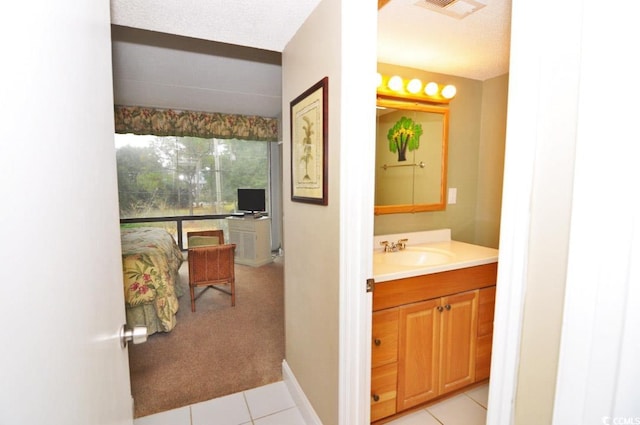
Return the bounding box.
[188,236,220,248]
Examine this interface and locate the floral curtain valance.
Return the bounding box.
[114,105,279,142]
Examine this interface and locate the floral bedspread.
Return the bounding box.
[121,227,184,332]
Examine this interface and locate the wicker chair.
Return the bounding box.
[187,230,236,312]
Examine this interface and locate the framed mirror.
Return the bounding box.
[374,97,449,214]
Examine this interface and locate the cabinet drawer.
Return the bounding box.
[476,334,492,380]
[477,286,496,337]
[371,363,397,422]
[476,285,496,380]
[372,309,399,368]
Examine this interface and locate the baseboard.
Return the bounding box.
[282,360,323,425]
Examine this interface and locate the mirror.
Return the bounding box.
[374,97,449,214]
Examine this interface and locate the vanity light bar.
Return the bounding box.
[376,73,457,104]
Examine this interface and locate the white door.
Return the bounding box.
[0,1,133,424]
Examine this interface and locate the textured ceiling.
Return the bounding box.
[110,0,511,117]
[378,0,511,81]
[110,0,321,52]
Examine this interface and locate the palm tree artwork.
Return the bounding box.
[387,116,423,161]
[300,115,314,181]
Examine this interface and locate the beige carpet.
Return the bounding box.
[128,255,284,418]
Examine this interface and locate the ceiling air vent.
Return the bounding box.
[416,0,487,19]
[424,0,457,7]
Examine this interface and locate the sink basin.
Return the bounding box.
[373,247,453,267]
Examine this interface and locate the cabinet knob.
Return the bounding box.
[372,394,380,402]
[437,305,444,312]
[445,304,451,310]
[374,338,381,346]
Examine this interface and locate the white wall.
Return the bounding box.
[552,0,640,422]
[282,0,376,423]
[489,0,640,424]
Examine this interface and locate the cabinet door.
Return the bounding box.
[227,218,272,266]
[439,290,478,394]
[397,298,440,411]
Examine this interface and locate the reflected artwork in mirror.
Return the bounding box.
[374,97,449,214]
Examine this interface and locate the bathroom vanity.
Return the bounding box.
[371,230,498,423]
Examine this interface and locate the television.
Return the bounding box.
[237,188,266,214]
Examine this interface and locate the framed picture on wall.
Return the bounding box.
[290,77,328,205]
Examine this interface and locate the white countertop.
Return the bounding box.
[373,229,499,283]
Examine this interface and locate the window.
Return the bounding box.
[115,134,270,219]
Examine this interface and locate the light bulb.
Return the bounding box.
[442,84,457,99]
[388,75,403,92]
[376,73,383,88]
[424,82,439,96]
[407,78,422,94]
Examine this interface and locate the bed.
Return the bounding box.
[121,227,184,335]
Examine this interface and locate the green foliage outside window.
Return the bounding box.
[115,135,269,218]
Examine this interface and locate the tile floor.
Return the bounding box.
[134,381,489,425]
[385,383,489,425]
[134,381,305,425]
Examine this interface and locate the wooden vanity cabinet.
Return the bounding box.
[371,263,497,422]
[396,290,478,411]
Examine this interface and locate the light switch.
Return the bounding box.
[448,188,457,204]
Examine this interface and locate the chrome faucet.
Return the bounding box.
[380,238,409,252]
[380,241,394,252]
